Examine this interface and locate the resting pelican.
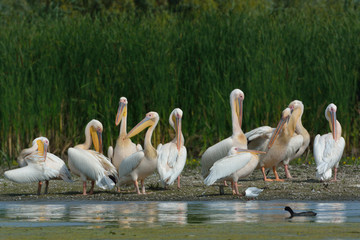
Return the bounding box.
[246,100,309,179]
[5,137,72,195]
[255,107,299,181]
[118,112,159,194]
[157,108,187,188]
[201,89,247,179]
[108,97,142,171]
[314,103,345,181]
[204,147,265,195]
[68,119,117,195]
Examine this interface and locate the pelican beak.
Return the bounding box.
[91,127,103,153]
[176,115,182,151]
[36,139,48,161]
[235,149,266,155]
[235,98,243,129]
[330,109,337,140]
[115,102,127,126]
[267,114,289,150]
[125,116,153,139]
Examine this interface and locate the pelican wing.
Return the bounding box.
[166,146,187,185]
[245,126,274,151]
[88,150,117,176]
[201,137,233,177]
[68,147,115,189]
[4,159,58,183]
[46,153,73,182]
[118,151,145,178]
[204,152,252,186]
[283,134,304,165]
[314,134,345,175]
[107,146,114,161]
[136,144,143,151]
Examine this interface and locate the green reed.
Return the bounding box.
[0,6,359,165]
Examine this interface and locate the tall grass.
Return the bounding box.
[0,6,359,165]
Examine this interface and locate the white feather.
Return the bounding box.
[118,151,145,179]
[204,152,252,186]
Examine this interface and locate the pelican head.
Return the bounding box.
[288,100,304,114]
[267,107,291,149]
[230,89,245,129]
[35,137,49,161]
[325,103,337,140]
[115,97,128,126]
[170,108,183,151]
[125,112,159,139]
[89,119,103,153]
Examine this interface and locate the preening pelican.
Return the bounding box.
[282,100,310,178]
[108,97,142,171]
[255,107,299,181]
[68,119,117,195]
[314,103,345,181]
[204,147,265,195]
[201,89,247,179]
[157,108,187,188]
[5,137,72,195]
[118,112,159,194]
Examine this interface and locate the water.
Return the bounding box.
[0,200,359,228]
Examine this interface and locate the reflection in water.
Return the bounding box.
[0,201,359,228]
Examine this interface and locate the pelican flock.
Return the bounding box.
[2,88,349,198]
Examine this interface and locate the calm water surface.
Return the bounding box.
[0,200,359,228]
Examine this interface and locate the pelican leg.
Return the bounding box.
[37,181,42,195]
[44,180,49,194]
[134,181,141,194]
[234,182,242,196]
[177,176,181,189]
[261,167,273,182]
[273,167,284,182]
[332,168,338,182]
[89,181,95,195]
[82,181,87,195]
[284,164,293,179]
[231,181,237,195]
[141,179,146,194]
[224,181,228,187]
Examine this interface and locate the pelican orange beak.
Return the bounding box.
[36,139,48,161]
[175,114,182,151]
[329,109,337,140]
[125,116,153,139]
[115,102,127,126]
[267,109,290,149]
[91,127,103,153]
[235,97,243,129]
[235,149,266,155]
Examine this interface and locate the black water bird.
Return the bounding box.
[284,206,317,218]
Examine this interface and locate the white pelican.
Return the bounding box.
[157,108,187,188]
[5,137,72,195]
[314,103,345,181]
[246,101,309,179]
[282,100,310,178]
[255,107,299,181]
[68,119,117,195]
[108,97,142,171]
[201,89,247,179]
[204,147,265,195]
[118,112,159,194]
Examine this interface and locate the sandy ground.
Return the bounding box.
[0,164,359,201]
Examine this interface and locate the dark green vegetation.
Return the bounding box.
[0,0,359,165]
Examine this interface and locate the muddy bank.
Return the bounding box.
[0,165,359,201]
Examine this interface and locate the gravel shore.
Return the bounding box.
[0,164,359,202]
